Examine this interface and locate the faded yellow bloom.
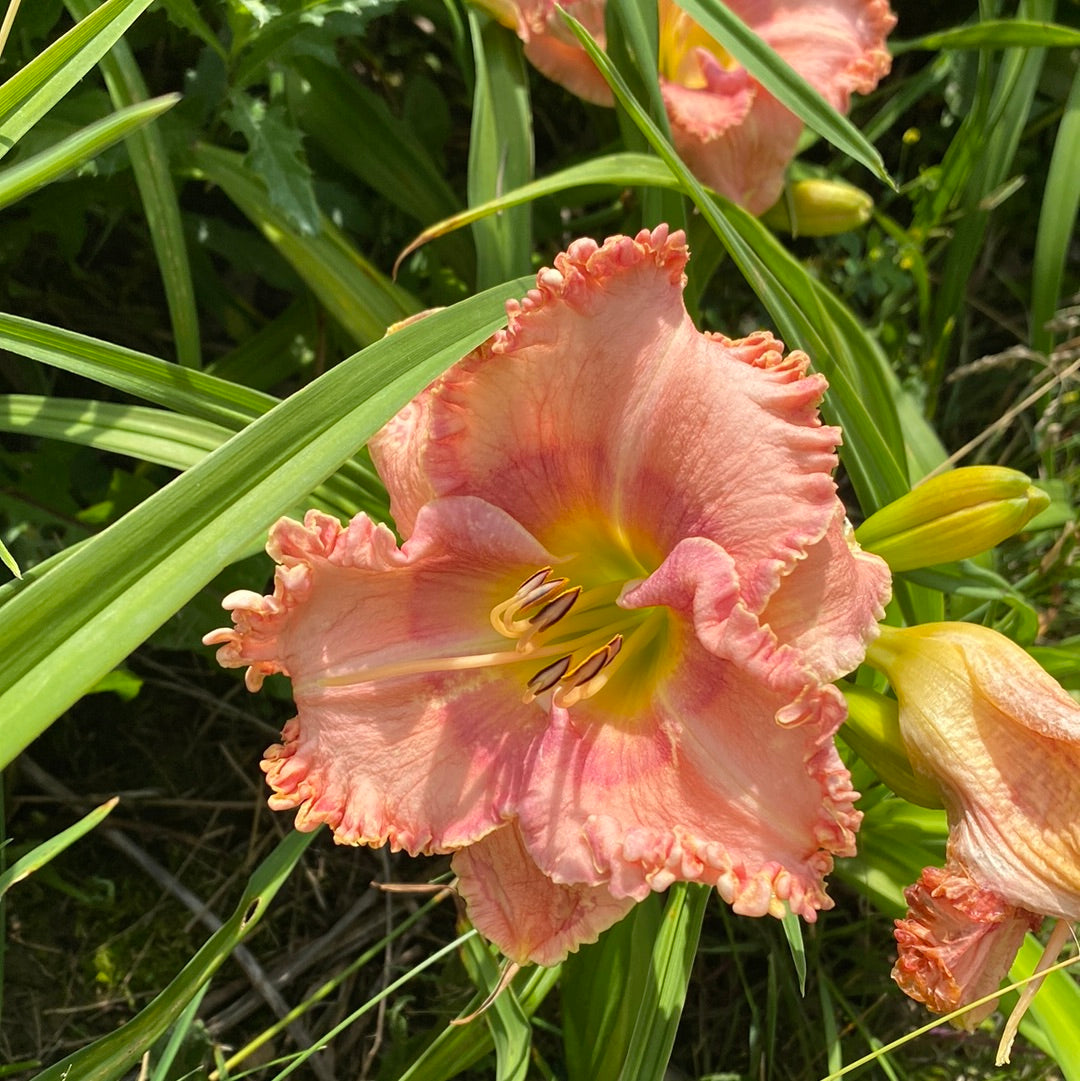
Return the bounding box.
[865,621,1080,1055]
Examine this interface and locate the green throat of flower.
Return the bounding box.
[316,529,674,715]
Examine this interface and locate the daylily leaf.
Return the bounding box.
[0,278,531,770]
[0,0,154,161]
[0,94,177,212]
[0,798,117,899]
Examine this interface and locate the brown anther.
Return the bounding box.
[515,576,569,615]
[513,566,553,598]
[528,586,581,632]
[526,654,573,698]
[564,635,624,690]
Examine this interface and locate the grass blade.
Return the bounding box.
[0,798,117,898]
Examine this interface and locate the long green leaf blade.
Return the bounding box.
[616,883,710,1081]
[0,95,177,211]
[0,396,231,470]
[64,0,202,368]
[0,0,154,161]
[0,798,117,898]
[1030,66,1080,354]
[0,279,530,769]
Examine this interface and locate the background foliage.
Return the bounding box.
[0,0,1077,1078]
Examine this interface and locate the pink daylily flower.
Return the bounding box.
[867,623,1080,1051]
[492,0,895,214]
[205,226,891,966]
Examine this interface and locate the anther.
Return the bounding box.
[565,634,622,689]
[515,576,569,614]
[552,635,624,708]
[514,567,553,597]
[525,654,573,699]
[528,587,581,632]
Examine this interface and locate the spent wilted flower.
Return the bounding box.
[866,622,1080,1059]
[205,226,891,965]
[485,0,895,213]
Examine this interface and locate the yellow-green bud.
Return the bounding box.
[840,683,943,808]
[855,466,1050,573]
[762,179,873,237]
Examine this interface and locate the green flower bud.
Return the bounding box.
[762,179,873,237]
[855,466,1050,573]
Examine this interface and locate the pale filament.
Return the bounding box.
[314,567,649,709]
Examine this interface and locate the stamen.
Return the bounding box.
[525,654,573,700]
[528,587,581,631]
[565,640,617,687]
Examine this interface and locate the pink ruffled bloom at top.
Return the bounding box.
[866,623,1080,1032]
[205,226,891,966]
[495,0,895,214]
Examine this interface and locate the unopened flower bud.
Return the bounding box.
[762,179,873,237]
[855,466,1050,573]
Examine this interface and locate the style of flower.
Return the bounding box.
[489,0,896,213]
[204,226,891,966]
[866,622,1080,1054]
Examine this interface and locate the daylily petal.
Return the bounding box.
[893,866,1041,1029]
[516,622,860,920]
[509,0,613,106]
[372,228,845,604]
[205,498,558,854]
[756,509,890,684]
[452,821,636,966]
[746,0,896,109]
[669,90,804,214]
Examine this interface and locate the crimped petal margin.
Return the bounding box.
[205,498,557,855]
